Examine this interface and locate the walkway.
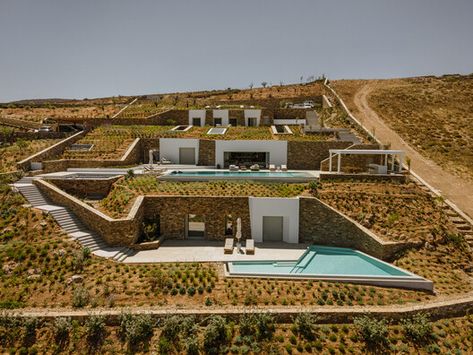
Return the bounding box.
[13,176,135,262]
[333,82,473,221]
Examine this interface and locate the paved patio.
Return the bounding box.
[124,240,309,263]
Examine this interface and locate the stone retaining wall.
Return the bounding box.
[287,141,351,170]
[143,196,251,240]
[5,293,473,324]
[299,196,411,260]
[47,176,120,199]
[17,130,86,171]
[35,179,143,245]
[319,173,408,183]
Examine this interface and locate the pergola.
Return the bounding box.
[328,149,405,173]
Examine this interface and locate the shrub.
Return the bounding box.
[161,315,183,341]
[203,315,228,353]
[254,312,275,340]
[72,286,89,308]
[239,314,255,337]
[185,337,200,355]
[23,317,40,340]
[293,312,318,340]
[53,317,72,344]
[119,313,154,348]
[85,315,106,346]
[401,313,433,342]
[354,316,388,345]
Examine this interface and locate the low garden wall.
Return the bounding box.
[319,173,408,183]
[35,179,143,246]
[299,196,413,260]
[16,130,86,171]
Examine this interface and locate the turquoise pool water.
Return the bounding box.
[169,171,311,178]
[228,246,410,277]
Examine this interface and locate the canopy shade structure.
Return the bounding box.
[328,149,405,173]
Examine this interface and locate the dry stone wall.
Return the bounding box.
[287,141,351,170]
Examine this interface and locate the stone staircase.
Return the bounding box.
[13,177,134,262]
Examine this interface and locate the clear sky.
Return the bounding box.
[1,0,472,102]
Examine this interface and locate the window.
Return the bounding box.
[192,117,201,126]
[247,117,257,127]
[225,215,233,235]
[214,118,222,126]
[229,118,237,126]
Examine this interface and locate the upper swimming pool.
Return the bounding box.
[160,170,317,182]
[226,245,433,291]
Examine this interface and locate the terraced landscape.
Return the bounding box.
[0,139,60,173]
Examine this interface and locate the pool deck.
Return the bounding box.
[124,240,309,263]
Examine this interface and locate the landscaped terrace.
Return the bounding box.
[96,176,308,218]
[0,139,61,173]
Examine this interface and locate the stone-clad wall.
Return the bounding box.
[287,141,351,170]
[36,179,143,245]
[17,130,86,171]
[143,196,251,240]
[141,138,160,163]
[299,197,411,260]
[228,110,246,126]
[153,110,188,125]
[198,140,216,166]
[48,176,120,199]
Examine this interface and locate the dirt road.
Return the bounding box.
[351,83,473,219]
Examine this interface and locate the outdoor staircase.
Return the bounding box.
[13,177,134,262]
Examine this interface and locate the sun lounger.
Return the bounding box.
[269,164,276,171]
[239,165,247,171]
[160,157,172,164]
[281,164,287,171]
[250,164,260,171]
[245,239,255,255]
[229,165,239,171]
[224,238,234,254]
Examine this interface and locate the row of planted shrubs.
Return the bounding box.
[0,311,436,354]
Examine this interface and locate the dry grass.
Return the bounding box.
[0,139,61,172]
[333,75,473,181]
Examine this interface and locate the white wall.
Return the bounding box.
[215,140,287,167]
[188,110,206,126]
[249,197,299,243]
[159,138,200,164]
[212,109,229,126]
[244,109,262,126]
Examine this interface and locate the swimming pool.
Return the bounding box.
[227,246,433,291]
[160,170,317,182]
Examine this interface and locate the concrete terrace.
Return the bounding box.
[124,240,308,263]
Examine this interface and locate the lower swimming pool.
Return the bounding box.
[227,246,433,291]
[160,170,316,182]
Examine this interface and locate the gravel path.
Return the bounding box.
[352,82,473,219]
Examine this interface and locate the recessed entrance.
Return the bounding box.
[187,214,205,238]
[179,147,196,164]
[229,118,237,126]
[223,152,269,168]
[262,216,283,242]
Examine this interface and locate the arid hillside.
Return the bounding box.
[332,75,473,181]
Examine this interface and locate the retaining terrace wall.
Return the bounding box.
[35,179,143,246]
[16,130,86,171]
[41,138,142,173]
[299,196,412,260]
[143,196,251,240]
[287,141,351,170]
[48,176,121,199]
